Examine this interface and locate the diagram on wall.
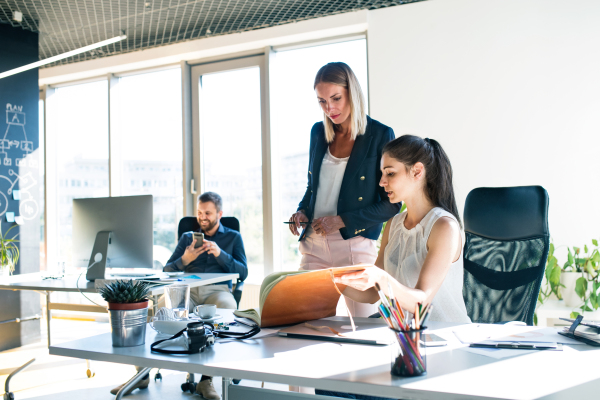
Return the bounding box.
[0,103,40,221]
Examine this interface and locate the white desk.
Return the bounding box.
[49,311,600,400]
[0,272,238,347]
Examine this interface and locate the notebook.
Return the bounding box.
[234,265,365,327]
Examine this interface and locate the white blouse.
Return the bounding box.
[384,207,471,323]
[313,148,349,220]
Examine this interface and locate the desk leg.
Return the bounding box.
[45,291,51,347]
[115,367,151,400]
[222,377,232,400]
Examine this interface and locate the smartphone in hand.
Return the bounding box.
[193,232,204,248]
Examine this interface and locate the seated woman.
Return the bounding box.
[316,135,470,400]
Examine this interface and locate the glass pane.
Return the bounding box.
[39,98,45,271]
[53,80,109,266]
[271,39,369,271]
[200,67,263,282]
[115,68,183,264]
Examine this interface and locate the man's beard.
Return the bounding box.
[198,217,218,233]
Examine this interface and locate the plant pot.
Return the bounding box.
[560,272,588,308]
[108,301,149,347]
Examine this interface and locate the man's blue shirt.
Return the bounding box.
[163,222,248,287]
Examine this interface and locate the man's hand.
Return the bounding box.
[203,239,221,258]
[181,239,206,266]
[312,216,345,236]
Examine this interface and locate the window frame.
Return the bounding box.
[189,53,277,279]
[40,34,368,278]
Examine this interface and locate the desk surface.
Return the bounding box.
[49,311,600,400]
[0,272,239,295]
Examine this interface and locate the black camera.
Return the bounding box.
[186,322,215,353]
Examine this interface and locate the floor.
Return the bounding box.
[0,317,289,400]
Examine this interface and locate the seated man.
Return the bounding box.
[164,191,248,310]
[111,192,247,400]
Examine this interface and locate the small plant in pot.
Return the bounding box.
[0,224,19,279]
[99,280,151,347]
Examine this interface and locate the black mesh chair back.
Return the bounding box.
[176,216,244,308]
[462,186,549,325]
[177,216,240,239]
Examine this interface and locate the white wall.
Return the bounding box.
[368,0,600,250]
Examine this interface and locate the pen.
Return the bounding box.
[283,222,309,225]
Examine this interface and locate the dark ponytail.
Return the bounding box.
[382,135,462,228]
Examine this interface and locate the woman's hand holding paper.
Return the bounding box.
[334,266,386,291]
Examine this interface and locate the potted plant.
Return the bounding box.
[0,224,19,280]
[561,242,599,310]
[99,280,151,347]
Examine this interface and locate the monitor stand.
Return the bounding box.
[86,231,112,281]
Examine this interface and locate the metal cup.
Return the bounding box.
[109,308,148,347]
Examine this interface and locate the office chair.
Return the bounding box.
[177,216,244,308]
[175,216,244,392]
[462,186,550,326]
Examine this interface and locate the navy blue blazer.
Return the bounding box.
[297,116,401,241]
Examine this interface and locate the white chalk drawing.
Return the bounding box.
[2,104,34,166]
[0,169,39,219]
[0,104,40,222]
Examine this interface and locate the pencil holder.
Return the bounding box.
[390,327,427,377]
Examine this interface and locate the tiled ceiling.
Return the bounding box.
[0,0,423,68]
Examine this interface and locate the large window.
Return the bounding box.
[271,39,369,270]
[42,38,369,281]
[198,66,264,281]
[39,98,45,271]
[114,68,183,259]
[51,80,109,266]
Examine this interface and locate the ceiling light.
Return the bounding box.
[0,35,127,80]
[12,11,23,22]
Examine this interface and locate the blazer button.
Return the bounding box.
[358,197,363,201]
[360,176,365,180]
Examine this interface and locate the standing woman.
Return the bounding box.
[288,62,401,316]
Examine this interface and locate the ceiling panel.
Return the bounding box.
[0,0,423,68]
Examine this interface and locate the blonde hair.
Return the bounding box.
[314,62,367,143]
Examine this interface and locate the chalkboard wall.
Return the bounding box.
[0,23,41,351]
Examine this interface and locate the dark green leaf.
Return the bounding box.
[549,265,561,285]
[575,277,588,299]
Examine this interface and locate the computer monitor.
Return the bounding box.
[72,195,153,281]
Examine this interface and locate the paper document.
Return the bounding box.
[452,324,584,345]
